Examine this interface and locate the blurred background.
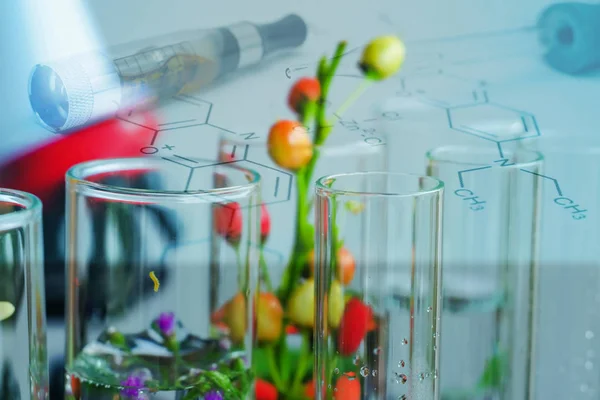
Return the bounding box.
[0,0,599,398]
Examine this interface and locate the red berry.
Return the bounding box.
[260,204,271,244]
[288,77,321,114]
[267,120,313,171]
[334,373,361,400]
[70,375,81,399]
[213,202,242,244]
[337,298,370,355]
[255,379,278,400]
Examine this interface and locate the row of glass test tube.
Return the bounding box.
[0,125,597,400]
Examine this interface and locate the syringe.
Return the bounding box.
[28,14,308,133]
[400,2,600,78]
[537,2,600,74]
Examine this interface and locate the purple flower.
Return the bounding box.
[204,390,223,400]
[120,375,145,399]
[156,312,176,337]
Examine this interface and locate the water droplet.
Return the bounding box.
[581,383,589,392]
[399,396,407,400]
[394,373,407,384]
[433,333,437,338]
[585,361,594,370]
[373,347,382,355]
[372,369,378,377]
[402,338,408,345]
[353,355,361,365]
[427,306,432,312]
[433,345,437,350]
[586,330,594,340]
[419,373,425,381]
[360,366,370,377]
[398,360,405,368]
[333,368,339,374]
[345,373,356,381]
[588,349,596,358]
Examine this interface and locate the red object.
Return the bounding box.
[255,379,278,400]
[288,77,321,114]
[260,203,271,244]
[0,113,157,206]
[304,379,327,399]
[70,375,81,399]
[337,298,371,356]
[334,373,361,400]
[286,324,299,334]
[213,202,243,243]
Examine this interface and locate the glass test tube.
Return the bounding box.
[314,172,444,400]
[217,124,387,289]
[64,157,260,399]
[425,145,542,400]
[0,188,48,399]
[519,134,600,399]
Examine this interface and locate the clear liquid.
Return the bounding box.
[66,322,252,400]
[0,218,49,400]
[392,287,505,400]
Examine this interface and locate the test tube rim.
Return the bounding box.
[0,188,43,233]
[315,171,444,199]
[66,157,261,205]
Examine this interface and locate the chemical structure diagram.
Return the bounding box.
[117,94,293,206]
[286,55,588,220]
[392,71,588,220]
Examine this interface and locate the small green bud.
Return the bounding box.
[359,35,406,80]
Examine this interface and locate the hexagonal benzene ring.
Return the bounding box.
[399,72,488,108]
[119,95,212,130]
[150,123,240,162]
[187,159,292,205]
[447,103,540,143]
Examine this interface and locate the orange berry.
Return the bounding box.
[223,293,247,343]
[337,247,356,285]
[334,373,361,400]
[256,292,284,343]
[267,120,313,171]
[304,378,329,399]
[288,77,321,114]
[308,247,356,286]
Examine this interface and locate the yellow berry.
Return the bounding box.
[287,278,315,328]
[359,35,406,81]
[328,280,345,329]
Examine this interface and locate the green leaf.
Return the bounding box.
[477,350,507,390]
[254,345,312,389]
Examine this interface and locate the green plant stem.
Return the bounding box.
[291,332,312,393]
[266,346,286,391]
[259,246,273,292]
[273,40,367,398]
[279,42,348,307]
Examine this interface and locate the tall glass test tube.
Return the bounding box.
[314,172,444,400]
[425,145,542,400]
[519,134,600,399]
[64,158,260,399]
[0,189,48,399]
